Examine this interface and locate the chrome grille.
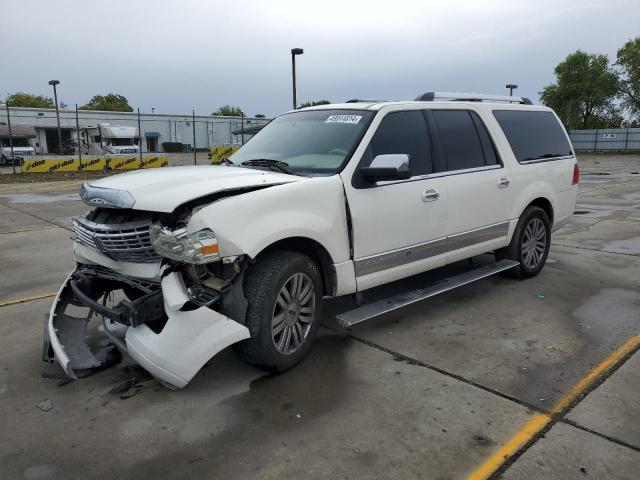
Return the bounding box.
[72,216,161,263]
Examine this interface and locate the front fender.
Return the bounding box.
[188,175,351,263]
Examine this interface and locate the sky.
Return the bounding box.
[2,0,639,117]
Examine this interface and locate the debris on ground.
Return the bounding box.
[37,399,53,412]
[109,377,158,399]
[536,293,545,299]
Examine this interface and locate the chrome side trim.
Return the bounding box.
[354,221,509,276]
[79,183,136,209]
[518,155,575,165]
[374,165,503,188]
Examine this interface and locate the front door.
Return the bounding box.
[342,109,448,291]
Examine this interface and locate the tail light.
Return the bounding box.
[572,163,580,185]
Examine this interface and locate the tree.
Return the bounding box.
[5,92,55,108]
[298,100,331,109]
[254,113,265,118]
[80,94,133,112]
[615,37,640,123]
[212,105,244,116]
[540,51,620,129]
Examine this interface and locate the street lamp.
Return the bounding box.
[48,80,63,154]
[291,48,304,110]
[506,84,518,97]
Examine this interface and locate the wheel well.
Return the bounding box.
[255,238,335,296]
[527,197,554,225]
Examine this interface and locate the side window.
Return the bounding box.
[493,110,573,163]
[431,110,499,171]
[367,110,432,176]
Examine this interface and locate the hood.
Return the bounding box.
[84,165,303,212]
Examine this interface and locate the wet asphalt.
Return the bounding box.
[0,153,639,479]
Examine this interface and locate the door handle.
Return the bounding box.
[498,177,510,188]
[422,188,439,202]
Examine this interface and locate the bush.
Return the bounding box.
[161,142,183,153]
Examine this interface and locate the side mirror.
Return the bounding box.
[359,154,411,181]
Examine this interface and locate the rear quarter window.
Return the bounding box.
[493,110,573,163]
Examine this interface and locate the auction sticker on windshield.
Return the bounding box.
[325,114,362,124]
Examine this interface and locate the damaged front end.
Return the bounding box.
[43,206,251,389]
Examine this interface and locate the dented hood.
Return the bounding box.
[84,165,302,212]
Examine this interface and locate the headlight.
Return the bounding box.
[149,224,220,264]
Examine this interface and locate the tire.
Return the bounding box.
[497,206,551,278]
[234,250,323,372]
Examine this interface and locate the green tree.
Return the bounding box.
[5,92,55,108]
[540,51,620,129]
[615,37,640,122]
[298,100,331,109]
[211,105,244,116]
[80,93,133,112]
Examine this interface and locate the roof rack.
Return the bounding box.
[345,99,387,103]
[415,91,532,105]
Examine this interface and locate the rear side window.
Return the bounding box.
[431,110,499,171]
[367,110,432,176]
[493,110,573,163]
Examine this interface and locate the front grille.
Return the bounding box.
[73,215,161,263]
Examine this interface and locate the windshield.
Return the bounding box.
[1,138,31,147]
[109,138,134,146]
[229,109,374,175]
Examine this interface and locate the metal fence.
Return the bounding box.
[569,128,640,152]
[1,104,270,174]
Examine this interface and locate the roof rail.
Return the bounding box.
[345,99,387,103]
[415,91,532,105]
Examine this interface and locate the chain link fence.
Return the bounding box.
[1,104,269,175]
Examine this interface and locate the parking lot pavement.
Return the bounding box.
[0,154,639,479]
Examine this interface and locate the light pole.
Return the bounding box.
[506,84,518,97]
[48,80,63,154]
[291,48,304,110]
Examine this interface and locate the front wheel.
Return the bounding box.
[497,206,551,278]
[234,250,323,371]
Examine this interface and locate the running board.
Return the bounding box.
[336,259,519,328]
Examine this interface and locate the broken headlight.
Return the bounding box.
[149,223,220,264]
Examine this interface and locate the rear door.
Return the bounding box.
[342,109,448,290]
[425,109,513,257]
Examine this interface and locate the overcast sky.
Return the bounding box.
[2,0,639,117]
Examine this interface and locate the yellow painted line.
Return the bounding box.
[0,225,61,234]
[0,292,57,307]
[467,334,640,480]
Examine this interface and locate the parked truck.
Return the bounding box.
[44,92,578,389]
[81,123,140,155]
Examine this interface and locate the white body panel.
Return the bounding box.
[188,175,351,265]
[87,165,301,213]
[49,96,578,388]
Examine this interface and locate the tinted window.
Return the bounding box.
[367,110,432,176]
[431,110,498,171]
[493,110,572,162]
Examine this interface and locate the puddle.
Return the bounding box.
[0,193,80,204]
[604,235,640,255]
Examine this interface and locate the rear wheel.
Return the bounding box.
[497,206,551,278]
[234,250,323,371]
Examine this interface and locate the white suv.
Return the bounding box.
[44,92,578,389]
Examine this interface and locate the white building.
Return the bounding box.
[1,107,269,154]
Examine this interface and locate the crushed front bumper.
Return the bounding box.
[43,266,250,389]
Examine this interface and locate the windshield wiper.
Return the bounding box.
[241,159,296,175]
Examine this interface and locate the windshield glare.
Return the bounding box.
[110,138,134,146]
[229,109,374,174]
